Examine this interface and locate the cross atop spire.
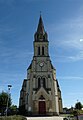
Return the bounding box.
[34,15,48,42]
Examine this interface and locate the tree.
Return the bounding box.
[10,105,18,115]
[0,91,12,114]
[75,102,83,110]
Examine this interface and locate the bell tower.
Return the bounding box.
[34,15,49,57]
[19,15,63,116]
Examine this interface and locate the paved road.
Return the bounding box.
[26,116,64,120]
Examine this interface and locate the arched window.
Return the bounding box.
[38,47,40,55]
[38,77,46,88]
[42,46,44,55]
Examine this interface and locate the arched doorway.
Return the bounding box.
[39,95,46,114]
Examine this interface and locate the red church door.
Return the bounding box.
[39,101,46,114]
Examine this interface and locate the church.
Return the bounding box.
[19,15,63,116]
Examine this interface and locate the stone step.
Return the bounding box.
[26,116,64,120]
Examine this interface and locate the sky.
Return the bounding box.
[0,0,83,108]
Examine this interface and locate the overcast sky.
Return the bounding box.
[0,0,83,108]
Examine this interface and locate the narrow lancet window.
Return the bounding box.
[42,46,44,55]
[42,78,46,88]
[38,78,41,88]
[38,47,40,55]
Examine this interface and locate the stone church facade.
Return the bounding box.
[19,16,63,116]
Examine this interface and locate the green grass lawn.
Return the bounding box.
[0,115,27,120]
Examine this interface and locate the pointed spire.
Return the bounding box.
[37,15,45,34]
[34,15,48,42]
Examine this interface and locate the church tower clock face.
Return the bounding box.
[39,62,44,67]
[19,15,63,116]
